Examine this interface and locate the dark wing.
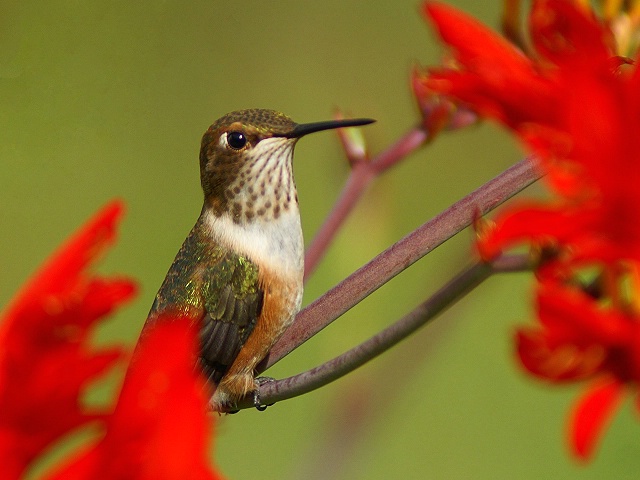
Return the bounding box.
[198,253,263,384]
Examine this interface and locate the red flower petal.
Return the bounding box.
[0,201,137,477]
[516,282,637,382]
[422,1,556,129]
[516,328,605,382]
[545,287,629,342]
[48,318,223,480]
[2,202,125,321]
[568,379,624,460]
[424,2,530,74]
[423,0,640,271]
[476,201,592,261]
[530,0,614,70]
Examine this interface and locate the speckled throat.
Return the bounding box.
[199,109,374,225]
[203,136,298,224]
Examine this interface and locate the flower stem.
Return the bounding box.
[304,126,429,280]
[239,254,530,409]
[268,156,539,368]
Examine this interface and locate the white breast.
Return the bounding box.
[202,208,304,279]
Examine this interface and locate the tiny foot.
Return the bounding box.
[253,376,276,411]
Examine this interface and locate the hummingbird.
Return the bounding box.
[142,109,374,411]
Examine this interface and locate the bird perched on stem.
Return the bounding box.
[141,109,374,411]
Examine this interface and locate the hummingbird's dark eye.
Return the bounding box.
[227,131,247,150]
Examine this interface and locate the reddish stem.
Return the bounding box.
[267,156,539,369]
[239,254,530,410]
[304,126,429,280]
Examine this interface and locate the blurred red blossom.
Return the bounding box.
[0,202,222,479]
[519,281,640,458]
[0,202,134,478]
[47,318,221,480]
[419,0,640,270]
[419,0,640,460]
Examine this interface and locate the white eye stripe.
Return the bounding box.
[218,133,230,148]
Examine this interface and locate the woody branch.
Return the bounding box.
[230,154,540,410]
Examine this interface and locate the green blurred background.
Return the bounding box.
[2,0,638,478]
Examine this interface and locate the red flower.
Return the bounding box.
[0,202,136,478]
[0,202,224,478]
[420,0,640,270]
[517,282,639,458]
[422,1,555,131]
[419,0,640,460]
[47,318,222,480]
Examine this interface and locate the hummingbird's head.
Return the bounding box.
[199,108,374,224]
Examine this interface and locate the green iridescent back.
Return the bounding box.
[146,215,263,383]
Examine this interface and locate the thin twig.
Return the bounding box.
[264,156,540,370]
[304,126,429,280]
[236,254,530,409]
[492,252,533,272]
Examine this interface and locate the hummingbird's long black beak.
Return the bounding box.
[286,118,375,138]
